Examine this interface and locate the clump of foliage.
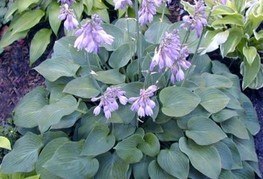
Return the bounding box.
[0,0,261,178]
[199,0,263,89]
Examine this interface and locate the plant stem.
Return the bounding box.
[160,3,166,22]
[134,0,142,80]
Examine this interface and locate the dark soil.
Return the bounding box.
[0,0,262,176]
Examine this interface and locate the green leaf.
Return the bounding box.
[195,87,230,113]
[221,117,249,139]
[47,2,61,35]
[72,1,84,19]
[14,87,48,128]
[219,170,235,179]
[186,117,227,145]
[108,105,136,124]
[133,156,151,179]
[4,2,18,21]
[212,5,236,15]
[211,14,244,26]
[232,162,255,179]
[102,24,125,50]
[44,141,99,179]
[0,136,11,150]
[1,132,43,173]
[30,28,52,65]
[36,137,69,179]
[241,54,261,89]
[243,46,257,65]
[138,133,160,157]
[17,0,40,12]
[157,143,189,178]
[93,69,125,84]
[34,57,80,82]
[109,43,136,68]
[156,120,184,141]
[95,152,130,179]
[214,142,233,170]
[112,123,136,141]
[114,134,144,163]
[9,10,45,34]
[37,95,78,133]
[81,125,115,157]
[179,137,221,179]
[0,30,28,48]
[160,87,201,117]
[220,27,243,57]
[148,160,175,179]
[63,77,100,98]
[145,21,171,44]
[212,109,239,123]
[201,73,233,89]
[233,136,258,162]
[115,18,137,36]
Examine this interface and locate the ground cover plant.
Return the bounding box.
[0,0,262,178]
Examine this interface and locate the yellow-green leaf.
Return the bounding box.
[0,136,11,150]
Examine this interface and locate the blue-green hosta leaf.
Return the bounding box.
[114,134,144,164]
[241,54,261,89]
[107,105,136,124]
[246,161,262,178]
[1,132,43,173]
[233,136,258,162]
[102,24,125,50]
[186,117,227,145]
[14,87,48,128]
[47,2,61,35]
[0,136,11,150]
[179,137,221,179]
[221,117,249,139]
[160,87,201,117]
[243,46,257,66]
[63,76,100,98]
[38,95,78,133]
[222,138,243,169]
[44,141,99,179]
[195,87,230,113]
[156,120,184,142]
[95,152,129,179]
[212,109,239,123]
[112,123,136,141]
[157,143,189,178]
[232,162,255,179]
[109,43,136,68]
[93,69,125,84]
[148,160,175,179]
[133,156,151,179]
[219,170,235,179]
[81,125,115,157]
[138,133,160,157]
[201,73,233,89]
[36,137,69,179]
[30,28,52,65]
[214,142,234,170]
[115,18,137,36]
[144,21,171,44]
[34,57,80,82]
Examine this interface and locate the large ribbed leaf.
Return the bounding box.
[195,87,230,113]
[221,117,249,139]
[36,137,69,179]
[138,133,160,157]
[157,143,189,178]
[214,142,233,170]
[44,141,99,179]
[186,117,227,145]
[93,69,125,85]
[179,137,221,179]
[34,57,80,82]
[63,77,100,98]
[212,109,238,123]
[160,87,201,117]
[95,152,129,179]
[81,125,115,157]
[1,132,43,173]
[148,160,174,179]
[201,73,233,89]
[47,2,61,35]
[145,21,171,44]
[14,87,48,128]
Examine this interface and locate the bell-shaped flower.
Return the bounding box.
[59,4,79,31]
[113,0,133,10]
[138,0,157,25]
[58,0,75,6]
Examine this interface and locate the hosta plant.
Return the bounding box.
[0,0,261,178]
[194,0,263,89]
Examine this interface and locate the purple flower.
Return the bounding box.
[59,4,79,31]
[74,14,114,53]
[129,85,157,118]
[138,0,157,25]
[92,86,128,119]
[58,0,75,6]
[220,0,227,4]
[181,0,207,37]
[113,0,133,10]
[150,30,191,83]
[153,0,172,7]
